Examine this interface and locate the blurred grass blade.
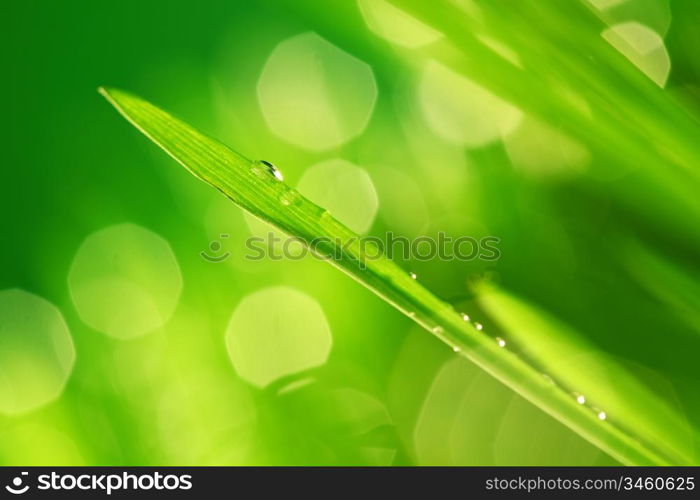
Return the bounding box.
[477,284,699,465]
[622,241,700,336]
[99,86,684,465]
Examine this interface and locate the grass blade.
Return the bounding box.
[99,86,685,465]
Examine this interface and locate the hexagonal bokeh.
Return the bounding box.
[225,286,332,388]
[602,22,670,87]
[504,116,590,177]
[257,32,377,151]
[68,223,183,340]
[0,289,75,415]
[587,0,671,36]
[357,0,442,49]
[419,61,522,148]
[297,158,379,234]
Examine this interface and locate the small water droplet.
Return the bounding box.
[598,411,607,421]
[407,311,416,318]
[474,322,483,331]
[452,345,460,353]
[432,326,444,334]
[496,337,506,347]
[259,160,284,181]
[542,374,555,386]
[575,394,586,405]
[409,272,417,279]
[460,313,470,322]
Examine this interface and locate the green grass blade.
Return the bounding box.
[477,284,698,465]
[99,86,683,465]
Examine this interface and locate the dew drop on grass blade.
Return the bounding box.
[99,86,686,465]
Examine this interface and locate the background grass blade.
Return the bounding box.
[100,86,690,465]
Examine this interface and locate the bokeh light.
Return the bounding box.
[504,116,590,178]
[0,289,75,415]
[225,286,332,387]
[476,34,523,68]
[588,0,672,36]
[602,22,670,87]
[257,32,377,151]
[419,61,522,147]
[297,158,379,234]
[356,0,443,49]
[68,223,183,339]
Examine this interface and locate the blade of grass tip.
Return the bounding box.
[98,86,678,465]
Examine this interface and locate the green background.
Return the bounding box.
[2,0,699,465]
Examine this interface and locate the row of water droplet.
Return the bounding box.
[256,160,608,423]
[409,270,607,422]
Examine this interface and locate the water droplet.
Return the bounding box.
[407,311,416,318]
[460,312,470,321]
[575,394,586,405]
[432,326,444,334]
[409,272,417,279]
[496,337,506,347]
[474,322,483,331]
[452,345,460,353]
[542,374,555,386]
[598,411,607,421]
[259,160,284,181]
